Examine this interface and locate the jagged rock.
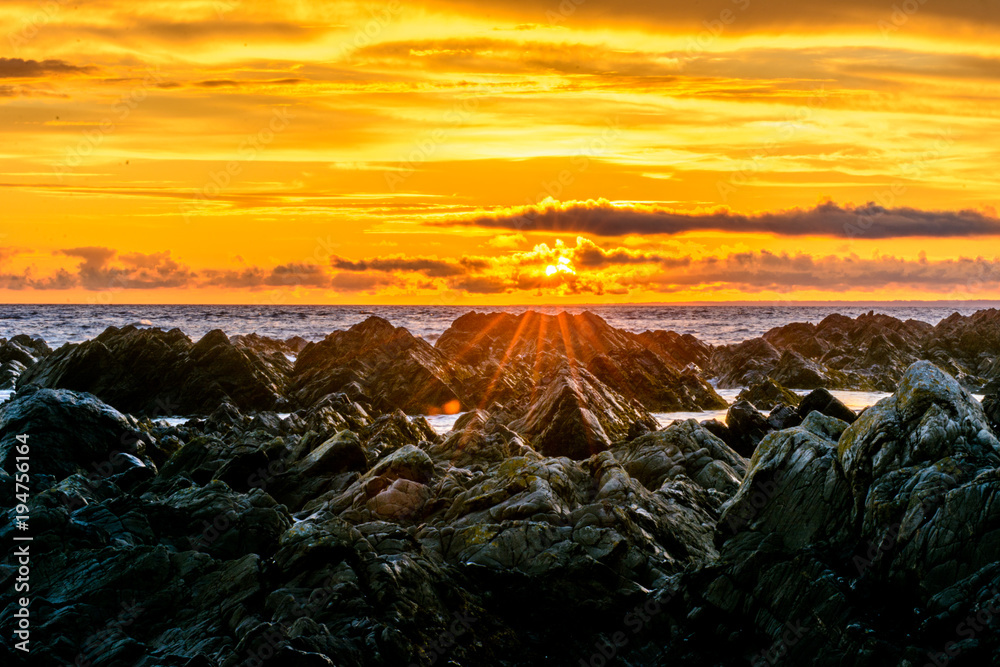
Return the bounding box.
[0,386,154,481]
[984,392,999,433]
[724,400,772,458]
[0,335,50,390]
[710,337,781,388]
[674,361,1000,666]
[437,310,725,412]
[737,377,801,411]
[615,419,746,496]
[17,326,290,415]
[230,332,313,362]
[507,369,655,459]
[0,334,51,367]
[767,404,802,431]
[635,329,714,372]
[768,349,827,389]
[0,359,26,390]
[719,411,853,548]
[838,361,1000,596]
[797,388,857,424]
[700,418,737,452]
[10,316,1000,667]
[290,317,465,414]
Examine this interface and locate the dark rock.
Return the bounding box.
[724,400,772,458]
[797,388,857,424]
[700,418,737,451]
[767,404,803,430]
[983,392,999,433]
[437,310,725,412]
[508,369,655,459]
[0,387,154,481]
[768,349,827,389]
[616,419,746,495]
[290,317,465,414]
[635,329,714,372]
[710,337,781,388]
[736,377,801,411]
[0,359,26,390]
[17,326,290,415]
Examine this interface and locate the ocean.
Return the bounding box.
[2,302,997,348]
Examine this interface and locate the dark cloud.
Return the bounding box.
[451,275,510,294]
[0,58,92,78]
[264,263,330,287]
[463,201,1000,239]
[647,251,1000,293]
[58,247,194,290]
[195,78,307,88]
[428,0,1000,31]
[332,256,465,277]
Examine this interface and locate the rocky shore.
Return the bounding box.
[2,310,1000,666]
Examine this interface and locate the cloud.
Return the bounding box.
[332,255,466,277]
[427,0,1000,31]
[642,250,1000,293]
[457,200,1000,239]
[0,58,92,78]
[5,238,999,298]
[486,233,527,249]
[56,247,194,290]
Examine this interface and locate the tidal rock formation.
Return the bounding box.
[708,310,1000,392]
[796,388,857,424]
[724,400,772,458]
[17,326,290,415]
[736,377,801,411]
[436,310,725,413]
[710,337,782,388]
[231,332,310,358]
[508,368,656,459]
[667,361,1000,666]
[0,334,50,389]
[290,317,466,415]
[0,386,155,482]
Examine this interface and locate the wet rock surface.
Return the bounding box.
[4,312,1000,666]
[17,326,290,415]
[0,334,50,389]
[709,309,1000,392]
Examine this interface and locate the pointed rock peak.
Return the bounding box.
[348,316,398,338]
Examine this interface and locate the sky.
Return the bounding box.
[1,0,999,304]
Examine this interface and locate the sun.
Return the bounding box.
[545,257,576,277]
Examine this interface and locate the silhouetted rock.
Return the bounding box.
[0,386,154,481]
[508,369,655,459]
[797,388,857,424]
[437,310,725,412]
[660,361,1000,666]
[10,316,1000,667]
[290,317,465,414]
[17,326,290,415]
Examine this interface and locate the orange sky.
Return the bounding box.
[1,0,999,304]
